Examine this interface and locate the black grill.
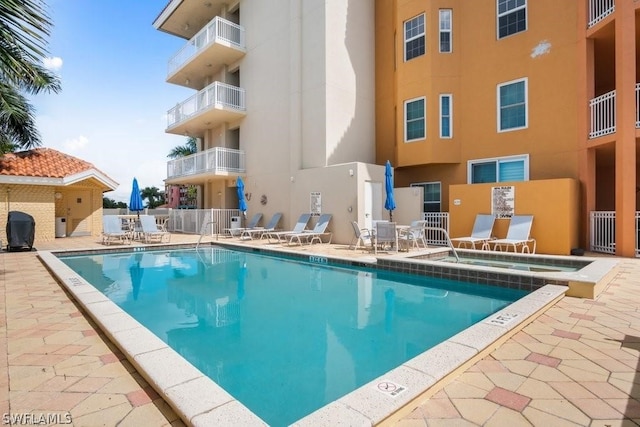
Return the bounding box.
[6,211,35,251]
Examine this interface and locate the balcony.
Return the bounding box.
[588,0,615,28]
[168,16,246,89]
[166,81,246,136]
[589,84,640,138]
[166,147,245,184]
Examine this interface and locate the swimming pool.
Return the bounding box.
[58,246,527,426]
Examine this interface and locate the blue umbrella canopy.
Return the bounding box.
[237,177,248,215]
[384,161,396,221]
[129,178,144,217]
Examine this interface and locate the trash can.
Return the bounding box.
[55,217,66,238]
[230,216,241,230]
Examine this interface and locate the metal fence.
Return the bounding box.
[421,212,450,246]
[590,211,640,257]
[166,208,242,236]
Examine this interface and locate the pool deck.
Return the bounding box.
[1,234,639,426]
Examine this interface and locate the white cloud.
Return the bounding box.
[63,135,89,152]
[43,56,63,71]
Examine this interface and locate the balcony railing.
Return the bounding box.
[589,90,616,138]
[167,81,245,128]
[588,0,615,28]
[167,147,245,180]
[168,16,245,77]
[589,85,640,138]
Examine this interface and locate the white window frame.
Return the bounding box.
[439,94,453,138]
[439,9,452,53]
[497,0,527,39]
[467,154,530,184]
[411,182,442,213]
[404,14,425,61]
[497,77,528,132]
[404,96,426,142]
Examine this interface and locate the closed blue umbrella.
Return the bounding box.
[384,160,396,221]
[129,177,144,218]
[237,177,248,217]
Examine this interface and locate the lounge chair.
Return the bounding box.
[374,222,398,253]
[139,216,171,244]
[285,214,333,246]
[240,212,283,240]
[490,215,536,253]
[267,213,312,243]
[350,221,374,251]
[451,214,496,250]
[102,215,130,245]
[225,213,262,237]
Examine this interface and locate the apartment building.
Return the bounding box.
[376,0,639,256]
[154,0,388,243]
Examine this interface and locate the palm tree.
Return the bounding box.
[0,0,62,153]
[140,186,164,209]
[167,136,197,159]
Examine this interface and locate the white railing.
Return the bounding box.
[167,147,245,179]
[636,83,640,128]
[168,208,241,235]
[168,16,245,76]
[589,90,616,138]
[421,212,450,246]
[588,0,615,28]
[167,81,246,128]
[590,211,640,256]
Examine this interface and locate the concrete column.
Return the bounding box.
[614,0,637,257]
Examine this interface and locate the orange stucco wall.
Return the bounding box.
[449,178,580,255]
[375,0,581,202]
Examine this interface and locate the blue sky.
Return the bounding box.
[32,1,192,202]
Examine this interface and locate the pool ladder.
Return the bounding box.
[196,221,217,250]
[423,226,460,263]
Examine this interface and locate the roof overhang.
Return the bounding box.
[0,168,119,192]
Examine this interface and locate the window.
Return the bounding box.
[440,94,452,138]
[405,97,425,142]
[411,182,441,212]
[468,155,529,184]
[497,0,526,39]
[439,10,452,53]
[497,78,527,131]
[404,14,425,61]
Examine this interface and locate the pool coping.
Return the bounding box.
[38,244,572,426]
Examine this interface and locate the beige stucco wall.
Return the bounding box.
[449,178,580,255]
[1,183,105,247]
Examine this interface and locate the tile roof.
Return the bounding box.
[0,148,99,178]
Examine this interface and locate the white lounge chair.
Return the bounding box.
[139,216,171,244]
[451,214,496,250]
[102,215,130,245]
[240,212,283,240]
[398,220,427,250]
[491,215,536,253]
[225,213,262,237]
[267,214,312,243]
[350,221,374,251]
[286,214,333,245]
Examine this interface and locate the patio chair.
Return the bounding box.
[398,220,427,251]
[451,214,496,250]
[267,213,312,243]
[491,215,536,253]
[374,222,398,254]
[102,215,130,245]
[139,215,171,244]
[350,221,374,251]
[225,213,262,237]
[240,212,283,240]
[286,214,333,246]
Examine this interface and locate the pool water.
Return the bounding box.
[438,255,581,272]
[61,247,527,426]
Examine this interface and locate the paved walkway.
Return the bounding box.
[1,235,638,426]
